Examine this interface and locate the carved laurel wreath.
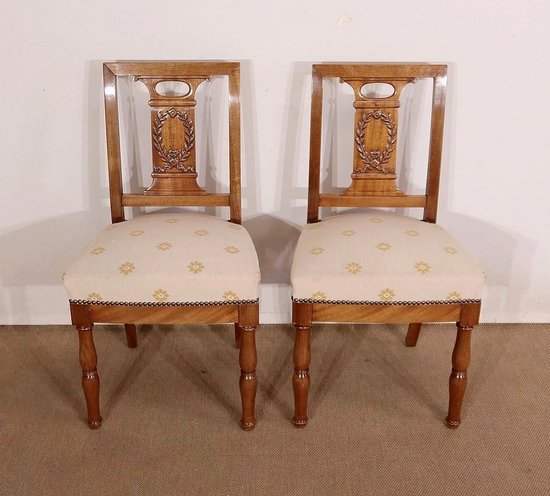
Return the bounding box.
[354,109,397,174]
[152,107,195,173]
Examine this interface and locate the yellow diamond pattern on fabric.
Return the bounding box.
[223,291,238,301]
[379,288,395,301]
[346,262,362,274]
[447,291,461,300]
[291,211,484,303]
[157,242,172,251]
[311,291,327,300]
[188,261,204,274]
[119,262,135,275]
[415,261,431,274]
[63,212,260,304]
[153,289,169,302]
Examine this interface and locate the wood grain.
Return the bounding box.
[319,194,426,208]
[307,66,323,224]
[103,64,125,223]
[228,64,242,224]
[121,194,230,207]
[314,63,446,79]
[71,303,239,325]
[105,61,239,77]
[424,68,448,223]
[405,323,422,347]
[124,324,138,348]
[292,302,313,427]
[311,303,463,324]
[77,324,102,429]
[239,324,257,430]
[446,323,473,428]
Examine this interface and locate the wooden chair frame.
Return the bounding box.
[292,63,481,428]
[70,61,258,430]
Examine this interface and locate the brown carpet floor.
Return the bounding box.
[1,323,549,495]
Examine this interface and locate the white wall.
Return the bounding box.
[1,0,549,324]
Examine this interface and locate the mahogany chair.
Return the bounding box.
[290,63,484,428]
[63,61,260,430]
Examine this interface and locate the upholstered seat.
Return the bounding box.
[291,211,484,305]
[64,212,260,305]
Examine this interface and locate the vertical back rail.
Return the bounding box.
[228,65,242,224]
[424,67,448,223]
[307,67,323,224]
[103,64,125,223]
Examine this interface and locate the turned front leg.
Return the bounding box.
[77,324,102,429]
[446,324,473,428]
[239,325,257,430]
[234,323,242,349]
[292,324,311,427]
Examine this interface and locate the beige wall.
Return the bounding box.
[1,0,549,323]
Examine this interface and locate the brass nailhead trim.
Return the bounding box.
[70,298,259,307]
[291,298,481,306]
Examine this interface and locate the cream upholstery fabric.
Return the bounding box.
[63,212,260,305]
[291,212,485,304]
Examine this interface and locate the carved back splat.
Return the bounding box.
[103,62,242,224]
[135,76,209,196]
[342,77,414,196]
[307,64,447,224]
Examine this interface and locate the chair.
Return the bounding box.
[63,61,260,430]
[290,63,484,428]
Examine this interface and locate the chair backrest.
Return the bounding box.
[307,63,447,224]
[103,61,242,224]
